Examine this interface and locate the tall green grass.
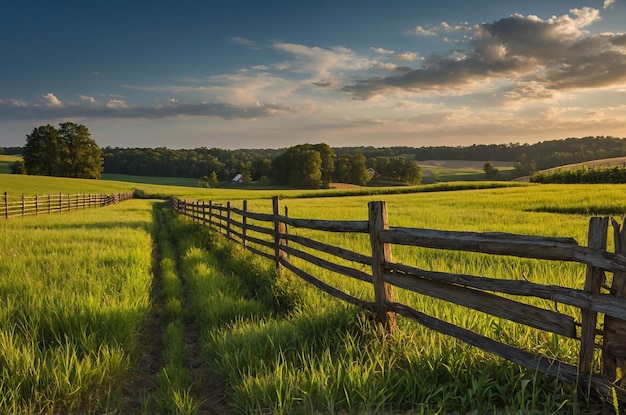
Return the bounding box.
[4,175,624,413]
[169,184,626,413]
[0,199,154,413]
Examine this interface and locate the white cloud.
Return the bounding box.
[231,36,260,49]
[371,47,395,55]
[106,99,129,109]
[604,0,616,9]
[396,52,420,62]
[343,7,626,100]
[272,42,371,81]
[43,93,62,107]
[412,25,437,36]
[80,95,97,104]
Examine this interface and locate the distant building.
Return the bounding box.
[231,173,243,183]
[367,167,378,178]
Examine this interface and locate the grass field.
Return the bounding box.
[0,199,154,413]
[2,174,625,413]
[418,160,515,183]
[0,155,21,174]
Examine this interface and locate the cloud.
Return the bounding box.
[231,36,260,49]
[343,8,626,100]
[396,52,420,62]
[371,47,395,54]
[80,95,98,104]
[410,22,473,37]
[604,0,616,9]
[43,93,62,107]
[411,26,437,36]
[0,95,292,121]
[272,42,371,82]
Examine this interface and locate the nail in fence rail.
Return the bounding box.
[1,191,134,219]
[171,196,626,401]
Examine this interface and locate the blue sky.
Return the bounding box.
[1,0,625,149]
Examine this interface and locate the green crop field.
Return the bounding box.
[2,175,625,413]
[0,155,21,174]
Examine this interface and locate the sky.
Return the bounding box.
[1,0,626,150]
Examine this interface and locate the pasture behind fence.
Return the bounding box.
[2,191,134,219]
[171,196,626,402]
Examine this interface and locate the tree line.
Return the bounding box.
[7,122,626,186]
[531,165,626,184]
[105,143,422,188]
[412,136,626,171]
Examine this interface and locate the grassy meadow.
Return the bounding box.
[0,198,154,413]
[2,172,626,413]
[0,155,21,174]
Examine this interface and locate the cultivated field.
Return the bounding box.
[2,174,626,413]
[0,155,21,174]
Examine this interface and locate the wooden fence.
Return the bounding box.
[171,196,626,401]
[2,191,133,219]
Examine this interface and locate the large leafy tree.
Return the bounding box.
[272,143,330,189]
[23,123,103,179]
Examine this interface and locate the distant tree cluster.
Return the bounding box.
[531,166,626,184]
[0,146,23,155]
[22,123,103,179]
[369,157,422,184]
[271,145,422,188]
[335,154,370,185]
[413,136,626,174]
[272,143,336,189]
[103,146,280,182]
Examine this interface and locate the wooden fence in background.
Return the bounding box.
[171,196,626,401]
[2,191,133,219]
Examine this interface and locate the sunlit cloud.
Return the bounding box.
[371,47,395,54]
[396,52,420,62]
[106,99,129,109]
[80,95,97,104]
[343,7,626,100]
[43,93,62,107]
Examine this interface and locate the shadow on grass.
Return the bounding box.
[526,205,626,215]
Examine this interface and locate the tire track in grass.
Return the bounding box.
[150,204,230,414]
[121,243,165,413]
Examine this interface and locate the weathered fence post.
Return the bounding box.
[284,205,289,250]
[208,200,213,225]
[603,218,626,382]
[4,192,8,219]
[368,201,397,333]
[273,196,288,271]
[58,193,62,213]
[226,201,231,239]
[242,200,248,247]
[579,216,609,373]
[21,194,25,217]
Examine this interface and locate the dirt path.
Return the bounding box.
[120,248,165,413]
[121,207,232,414]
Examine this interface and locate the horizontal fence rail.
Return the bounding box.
[171,196,626,402]
[2,191,133,219]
